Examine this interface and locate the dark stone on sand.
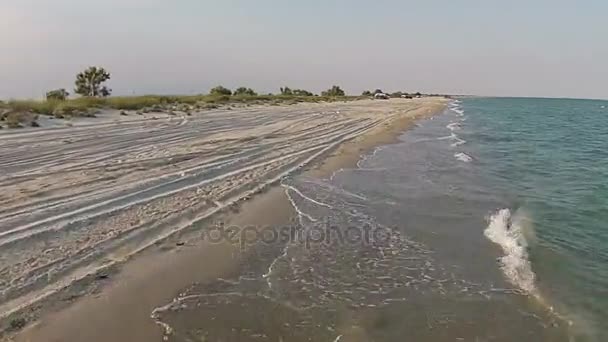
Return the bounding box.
[95,272,109,280]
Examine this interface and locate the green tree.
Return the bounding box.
[74,66,111,97]
[46,89,69,101]
[321,85,345,97]
[373,89,384,95]
[280,86,293,96]
[210,85,232,96]
[233,87,258,96]
[361,90,372,96]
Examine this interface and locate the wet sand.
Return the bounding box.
[2,98,447,341]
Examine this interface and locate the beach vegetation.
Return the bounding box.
[233,87,258,96]
[292,89,315,96]
[0,93,358,127]
[74,66,112,97]
[46,88,69,101]
[3,111,39,128]
[321,85,345,97]
[280,86,293,96]
[8,317,27,331]
[210,85,232,96]
[280,87,315,96]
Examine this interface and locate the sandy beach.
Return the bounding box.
[0,98,447,341]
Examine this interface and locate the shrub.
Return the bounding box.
[280,87,293,96]
[233,87,257,96]
[204,95,231,103]
[321,85,345,97]
[209,86,232,96]
[8,317,27,331]
[5,112,39,128]
[6,100,55,115]
[52,101,93,117]
[292,89,314,96]
[46,88,69,101]
[6,113,23,128]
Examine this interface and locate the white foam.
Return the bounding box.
[454,152,473,162]
[448,100,464,114]
[450,137,467,147]
[284,185,317,223]
[281,184,333,209]
[446,122,461,131]
[437,133,457,141]
[484,209,537,295]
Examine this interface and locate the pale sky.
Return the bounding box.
[1,0,606,99]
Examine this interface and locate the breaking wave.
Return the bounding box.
[448,101,465,116]
[484,208,537,295]
[441,101,467,146]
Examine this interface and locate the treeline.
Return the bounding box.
[361,89,423,98]
[0,64,444,129]
[39,66,349,102]
[8,65,445,106]
[0,66,361,127]
[206,85,345,97]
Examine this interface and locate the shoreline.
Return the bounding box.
[8,98,448,342]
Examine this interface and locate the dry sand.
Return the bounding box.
[0,98,447,341]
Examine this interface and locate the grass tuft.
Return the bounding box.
[8,317,27,331]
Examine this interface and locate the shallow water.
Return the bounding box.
[151,98,608,341]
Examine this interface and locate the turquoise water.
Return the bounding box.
[461,97,608,341]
